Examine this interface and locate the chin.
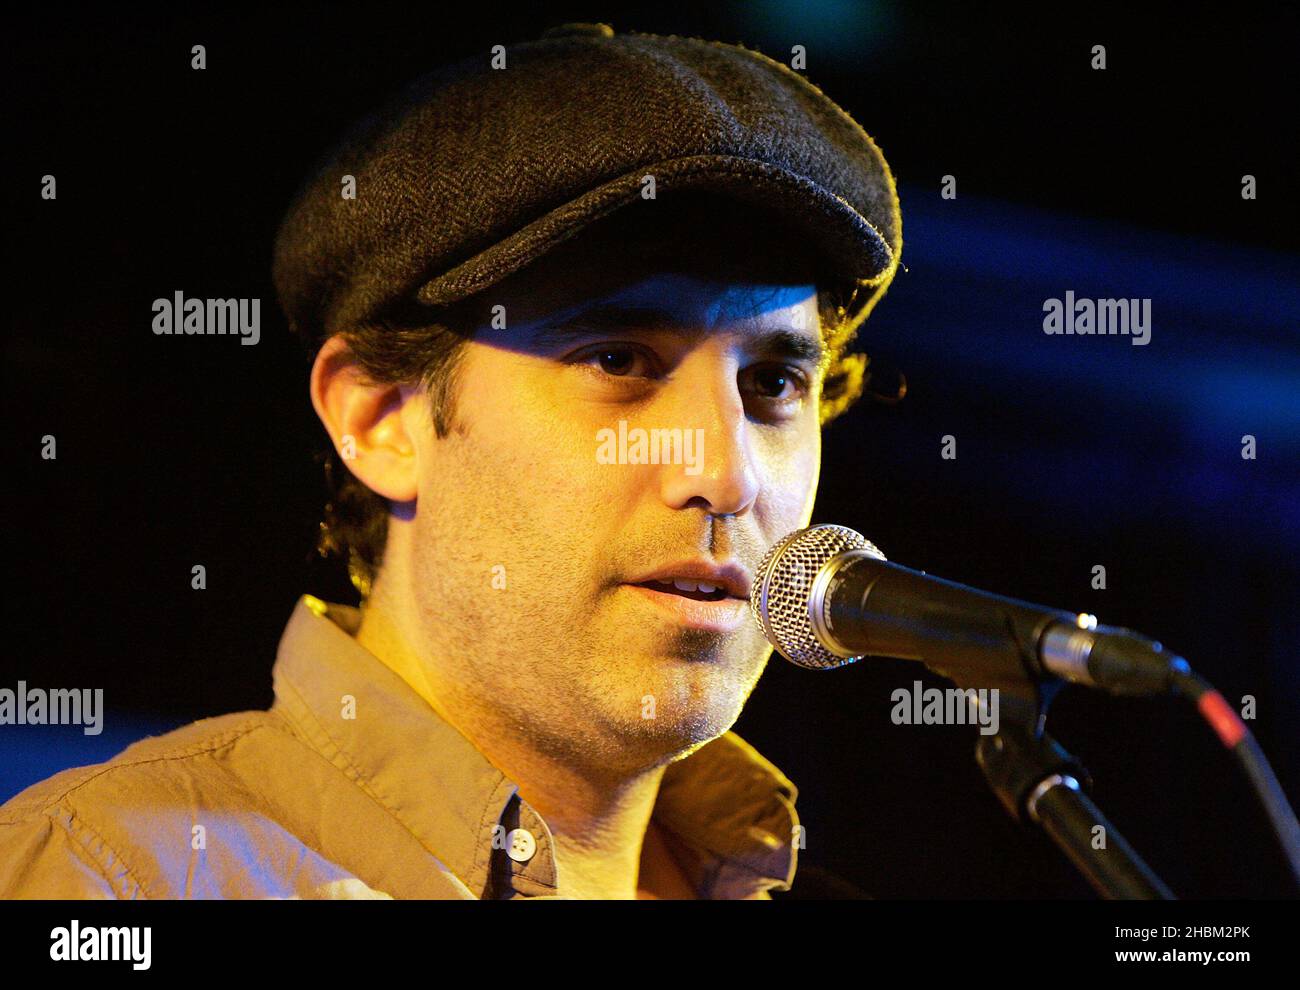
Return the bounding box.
[645,627,770,669]
[625,680,748,746]
[627,716,734,763]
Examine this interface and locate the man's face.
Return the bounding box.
[397,228,824,774]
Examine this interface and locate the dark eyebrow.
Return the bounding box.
[758,329,826,367]
[530,304,826,366]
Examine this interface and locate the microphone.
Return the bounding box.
[749,524,1189,696]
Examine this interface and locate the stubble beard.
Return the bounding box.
[416,564,770,780]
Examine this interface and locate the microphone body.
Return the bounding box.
[816,550,1070,690]
[752,525,1188,697]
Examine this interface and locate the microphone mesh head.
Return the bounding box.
[750,524,886,669]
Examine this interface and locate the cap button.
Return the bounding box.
[540,22,614,40]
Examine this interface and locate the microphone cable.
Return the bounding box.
[1167,666,1300,890]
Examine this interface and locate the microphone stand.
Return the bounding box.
[922,647,1176,897]
[924,638,1175,897]
[976,720,1175,899]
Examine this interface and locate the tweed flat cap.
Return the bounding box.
[272,21,903,345]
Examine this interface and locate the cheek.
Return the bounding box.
[470,358,647,497]
[413,359,632,556]
[757,424,821,531]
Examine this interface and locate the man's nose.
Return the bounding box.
[657,363,760,516]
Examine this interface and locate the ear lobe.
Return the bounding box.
[309,336,419,503]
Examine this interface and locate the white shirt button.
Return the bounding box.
[504,827,537,863]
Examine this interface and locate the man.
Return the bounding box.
[0,22,901,899]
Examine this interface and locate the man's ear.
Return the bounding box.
[309,335,419,503]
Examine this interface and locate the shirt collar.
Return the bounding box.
[268,595,799,899]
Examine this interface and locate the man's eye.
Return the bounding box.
[743,365,809,401]
[574,345,656,378]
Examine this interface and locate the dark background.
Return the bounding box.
[4,2,1297,897]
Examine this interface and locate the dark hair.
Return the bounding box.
[304,197,880,598]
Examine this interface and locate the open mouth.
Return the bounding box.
[632,579,731,602]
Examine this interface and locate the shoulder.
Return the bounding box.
[1,710,285,824]
[0,710,320,898]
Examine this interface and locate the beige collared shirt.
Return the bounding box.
[0,595,800,899]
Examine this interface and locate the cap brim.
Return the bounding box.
[415,154,899,334]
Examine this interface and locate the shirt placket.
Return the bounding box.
[484,790,560,898]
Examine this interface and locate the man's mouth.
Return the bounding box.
[621,572,751,633]
[631,578,731,602]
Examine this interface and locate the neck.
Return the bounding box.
[354,585,688,899]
